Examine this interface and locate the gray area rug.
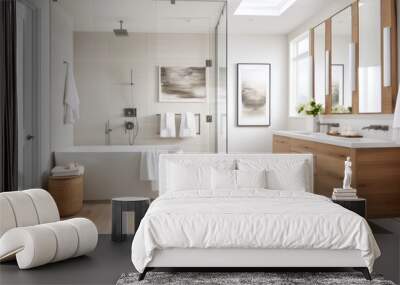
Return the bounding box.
[116,272,396,285]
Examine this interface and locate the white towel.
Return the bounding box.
[139,151,159,181]
[51,165,84,177]
[160,113,176,138]
[392,86,400,143]
[179,112,196,138]
[140,150,168,192]
[64,62,80,124]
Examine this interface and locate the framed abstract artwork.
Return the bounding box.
[237,63,271,126]
[159,66,207,103]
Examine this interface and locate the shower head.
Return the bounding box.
[113,20,128,36]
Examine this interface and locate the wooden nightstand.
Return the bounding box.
[332,198,366,218]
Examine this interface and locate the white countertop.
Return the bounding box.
[273,130,400,148]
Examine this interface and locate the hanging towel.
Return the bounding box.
[64,62,80,124]
[179,112,196,138]
[139,151,159,181]
[140,150,169,192]
[392,86,400,143]
[160,113,176,138]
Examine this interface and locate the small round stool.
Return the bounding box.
[111,197,150,242]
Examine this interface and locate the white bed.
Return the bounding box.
[131,154,380,280]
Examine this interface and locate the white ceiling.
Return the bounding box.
[58,0,224,33]
[229,0,337,35]
[58,0,338,35]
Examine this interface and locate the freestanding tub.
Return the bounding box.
[54,145,181,200]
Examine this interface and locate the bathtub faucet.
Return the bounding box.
[105,120,112,145]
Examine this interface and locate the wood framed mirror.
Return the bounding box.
[356,0,398,114]
[358,0,382,113]
[330,6,353,114]
[310,0,398,115]
[312,23,326,112]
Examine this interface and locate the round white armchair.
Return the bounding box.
[0,189,98,269]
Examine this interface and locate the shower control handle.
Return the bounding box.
[26,134,35,140]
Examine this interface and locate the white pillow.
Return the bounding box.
[266,162,308,191]
[166,163,212,192]
[236,170,267,189]
[237,159,309,192]
[212,168,236,190]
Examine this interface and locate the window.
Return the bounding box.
[234,0,297,16]
[289,32,312,117]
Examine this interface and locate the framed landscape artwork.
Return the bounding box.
[237,63,271,126]
[159,66,207,103]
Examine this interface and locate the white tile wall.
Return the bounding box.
[73,32,216,152]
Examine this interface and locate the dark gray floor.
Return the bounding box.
[1,226,399,285]
[0,235,134,285]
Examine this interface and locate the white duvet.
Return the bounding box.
[131,190,380,273]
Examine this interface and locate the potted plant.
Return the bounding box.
[297,100,324,132]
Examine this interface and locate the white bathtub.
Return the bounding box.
[54,145,181,200]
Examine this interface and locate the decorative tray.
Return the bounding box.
[326,133,363,138]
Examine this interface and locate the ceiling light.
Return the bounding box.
[234,0,297,16]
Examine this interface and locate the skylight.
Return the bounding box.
[234,0,297,16]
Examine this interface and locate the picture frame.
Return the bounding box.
[237,63,271,127]
[158,66,207,103]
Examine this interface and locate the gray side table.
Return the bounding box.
[112,197,150,242]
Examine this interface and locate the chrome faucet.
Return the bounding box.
[317,122,340,133]
[361,125,389,131]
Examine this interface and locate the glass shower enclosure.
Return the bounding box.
[59,0,228,153]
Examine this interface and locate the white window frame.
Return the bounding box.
[289,32,312,117]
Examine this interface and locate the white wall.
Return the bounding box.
[30,0,74,188]
[228,34,288,153]
[32,0,51,186]
[73,32,216,152]
[50,2,74,151]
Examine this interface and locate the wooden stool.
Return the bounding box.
[48,175,84,217]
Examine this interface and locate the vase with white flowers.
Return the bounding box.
[296,100,324,132]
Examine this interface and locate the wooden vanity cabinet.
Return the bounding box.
[273,135,400,218]
[272,135,291,153]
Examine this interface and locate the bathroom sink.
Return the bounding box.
[291,131,313,135]
[292,132,354,140]
[290,131,332,139]
[273,130,398,148]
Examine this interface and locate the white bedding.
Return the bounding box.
[131,190,380,273]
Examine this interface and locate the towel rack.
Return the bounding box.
[156,113,201,135]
